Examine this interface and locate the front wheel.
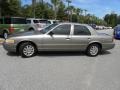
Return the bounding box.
[19,42,37,58]
[86,44,101,57]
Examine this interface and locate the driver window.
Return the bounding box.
[52,24,71,35]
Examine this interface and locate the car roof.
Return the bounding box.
[59,22,88,26]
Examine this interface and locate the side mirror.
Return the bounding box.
[49,31,54,36]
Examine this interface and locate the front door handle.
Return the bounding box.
[66,38,70,40]
[88,38,91,40]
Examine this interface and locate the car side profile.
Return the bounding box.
[3,23,115,58]
[0,17,27,39]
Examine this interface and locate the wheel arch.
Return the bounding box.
[87,41,102,50]
[16,41,38,52]
[28,27,35,31]
[3,29,9,33]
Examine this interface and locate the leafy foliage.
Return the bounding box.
[0,0,108,26]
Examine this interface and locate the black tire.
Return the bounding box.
[86,44,101,57]
[19,42,37,58]
[3,31,8,39]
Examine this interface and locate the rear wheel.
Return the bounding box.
[19,42,37,58]
[86,44,101,57]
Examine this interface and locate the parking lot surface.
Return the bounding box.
[0,39,119,90]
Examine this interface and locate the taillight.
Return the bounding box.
[112,36,114,42]
[9,24,14,33]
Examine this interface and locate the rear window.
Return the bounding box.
[4,17,26,24]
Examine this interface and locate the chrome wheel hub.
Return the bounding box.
[23,45,35,56]
[4,33,8,39]
[90,46,99,55]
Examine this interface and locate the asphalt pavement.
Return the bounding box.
[0,39,120,90]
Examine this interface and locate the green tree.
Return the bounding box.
[104,13,118,27]
[21,5,33,18]
[0,0,21,17]
[51,0,60,20]
[57,1,66,20]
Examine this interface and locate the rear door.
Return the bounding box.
[71,24,92,50]
[42,24,72,50]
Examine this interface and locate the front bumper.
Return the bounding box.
[3,42,16,52]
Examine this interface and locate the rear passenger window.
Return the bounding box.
[74,25,91,35]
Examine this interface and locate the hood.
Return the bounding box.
[8,31,42,38]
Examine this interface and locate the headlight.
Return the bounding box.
[5,39,15,44]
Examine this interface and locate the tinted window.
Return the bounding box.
[39,20,47,23]
[47,21,51,24]
[52,24,71,35]
[0,18,3,24]
[26,20,31,24]
[40,24,58,34]
[12,18,26,24]
[33,20,39,23]
[74,25,91,35]
[4,18,11,24]
[53,21,58,24]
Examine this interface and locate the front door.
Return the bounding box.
[42,24,72,51]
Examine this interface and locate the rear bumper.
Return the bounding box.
[102,42,115,50]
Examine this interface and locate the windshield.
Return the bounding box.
[40,24,58,34]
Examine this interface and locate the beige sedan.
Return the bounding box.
[3,23,115,58]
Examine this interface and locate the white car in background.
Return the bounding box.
[48,20,60,24]
[27,18,43,31]
[39,19,50,29]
